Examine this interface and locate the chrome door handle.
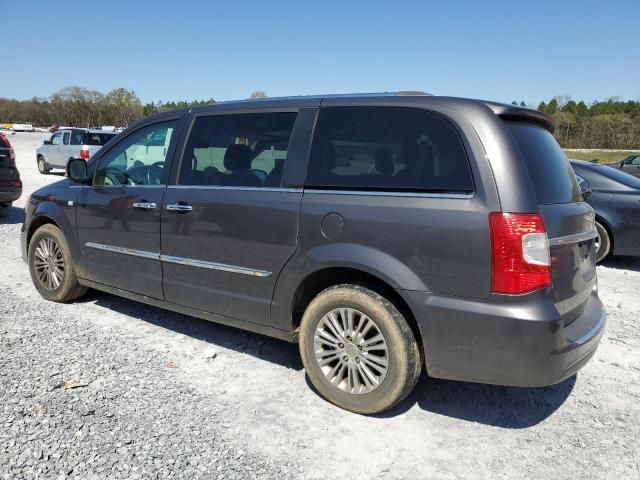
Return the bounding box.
[132,201,157,210]
[166,203,193,212]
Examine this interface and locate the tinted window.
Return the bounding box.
[179,112,297,187]
[306,107,473,192]
[85,132,116,146]
[70,131,84,145]
[94,121,176,186]
[507,122,581,204]
[63,132,70,145]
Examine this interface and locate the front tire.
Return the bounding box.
[595,221,611,263]
[28,224,87,302]
[37,156,50,174]
[299,285,421,414]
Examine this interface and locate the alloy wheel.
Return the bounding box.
[314,307,389,394]
[33,237,65,290]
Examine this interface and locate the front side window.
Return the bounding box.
[306,107,473,192]
[51,132,63,145]
[94,121,176,186]
[179,112,297,187]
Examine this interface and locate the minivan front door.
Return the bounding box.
[76,120,180,299]
[160,110,307,328]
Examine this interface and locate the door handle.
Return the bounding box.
[166,203,193,213]
[132,201,157,210]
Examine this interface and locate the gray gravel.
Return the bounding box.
[1,132,639,479]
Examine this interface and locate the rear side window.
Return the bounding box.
[85,133,116,146]
[507,122,581,204]
[306,107,473,193]
[178,112,297,188]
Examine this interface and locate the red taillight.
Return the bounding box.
[489,212,551,294]
[10,179,22,188]
[80,149,90,160]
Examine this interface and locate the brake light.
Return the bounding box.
[80,149,90,160]
[489,212,551,294]
[9,179,22,188]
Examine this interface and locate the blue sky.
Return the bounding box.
[2,0,639,105]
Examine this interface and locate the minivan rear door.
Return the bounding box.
[160,108,315,329]
[507,122,597,326]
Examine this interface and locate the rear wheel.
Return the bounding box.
[0,203,10,218]
[37,156,50,174]
[28,224,87,302]
[299,284,421,414]
[595,221,611,263]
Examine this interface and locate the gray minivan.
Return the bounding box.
[21,94,606,414]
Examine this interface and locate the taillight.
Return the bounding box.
[80,149,90,160]
[9,179,22,188]
[489,212,551,294]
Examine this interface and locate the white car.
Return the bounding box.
[36,128,117,173]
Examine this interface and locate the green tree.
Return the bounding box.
[547,98,559,115]
[249,91,268,99]
[537,101,548,113]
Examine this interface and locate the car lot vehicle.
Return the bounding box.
[36,128,117,173]
[21,94,606,414]
[610,154,640,177]
[571,159,640,262]
[0,132,22,216]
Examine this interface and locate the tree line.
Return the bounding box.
[512,96,640,149]
[1,86,637,149]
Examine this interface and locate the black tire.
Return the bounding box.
[299,284,422,414]
[37,156,50,174]
[28,224,87,302]
[595,221,611,263]
[0,203,9,218]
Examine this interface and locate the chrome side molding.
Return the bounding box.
[548,229,598,247]
[84,242,271,277]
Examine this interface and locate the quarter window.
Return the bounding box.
[63,131,70,145]
[94,121,176,186]
[179,112,297,187]
[305,107,473,192]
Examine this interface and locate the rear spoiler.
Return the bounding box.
[481,101,556,133]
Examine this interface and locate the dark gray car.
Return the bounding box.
[21,94,606,414]
[571,159,640,262]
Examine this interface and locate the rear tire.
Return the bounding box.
[595,221,611,263]
[299,284,422,414]
[28,224,87,302]
[0,203,9,218]
[37,156,50,174]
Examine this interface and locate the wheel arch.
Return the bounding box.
[288,266,424,357]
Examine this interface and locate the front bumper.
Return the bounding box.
[402,289,606,387]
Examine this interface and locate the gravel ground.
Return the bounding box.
[1,132,639,479]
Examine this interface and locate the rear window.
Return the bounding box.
[306,107,473,193]
[507,122,581,204]
[84,132,116,146]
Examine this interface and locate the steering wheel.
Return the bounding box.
[102,167,135,186]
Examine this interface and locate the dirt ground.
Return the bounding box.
[1,132,639,479]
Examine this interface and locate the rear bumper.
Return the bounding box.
[402,288,606,387]
[0,188,21,204]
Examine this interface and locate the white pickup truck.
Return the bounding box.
[36,128,117,174]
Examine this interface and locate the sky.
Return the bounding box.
[1,0,639,105]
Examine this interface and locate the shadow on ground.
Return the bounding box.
[86,290,303,371]
[601,255,640,273]
[85,289,575,427]
[0,206,24,225]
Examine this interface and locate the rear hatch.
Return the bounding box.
[507,122,597,326]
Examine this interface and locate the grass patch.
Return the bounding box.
[563,149,640,163]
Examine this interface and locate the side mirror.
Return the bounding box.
[66,158,90,184]
[43,140,51,145]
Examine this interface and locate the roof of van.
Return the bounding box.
[148,92,557,133]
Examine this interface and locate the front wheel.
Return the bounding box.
[28,224,87,302]
[37,156,50,174]
[595,221,611,263]
[299,285,422,414]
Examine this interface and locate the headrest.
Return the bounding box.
[374,148,394,176]
[223,144,253,172]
